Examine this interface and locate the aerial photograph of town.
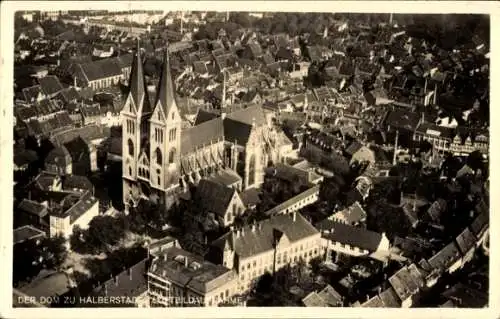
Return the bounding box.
[10,9,489,309]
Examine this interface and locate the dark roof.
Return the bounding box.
[14,225,46,245]
[181,118,224,155]
[58,87,80,103]
[345,140,364,156]
[362,295,384,307]
[315,219,383,252]
[39,75,64,96]
[384,108,421,131]
[63,175,93,193]
[428,242,461,272]
[79,59,122,82]
[223,118,253,146]
[45,145,72,165]
[226,104,267,126]
[14,148,38,167]
[212,212,319,258]
[54,191,98,224]
[441,283,488,308]
[239,187,261,208]
[149,246,236,295]
[194,109,219,125]
[415,122,455,139]
[18,199,48,218]
[195,179,238,217]
[455,228,476,255]
[379,287,401,307]
[264,185,320,217]
[333,201,367,224]
[207,168,242,187]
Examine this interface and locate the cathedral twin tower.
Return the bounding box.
[121,42,182,210]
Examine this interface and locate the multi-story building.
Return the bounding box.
[49,190,99,238]
[147,246,238,307]
[414,121,489,157]
[208,212,321,294]
[121,44,287,210]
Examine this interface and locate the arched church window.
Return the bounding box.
[128,139,134,156]
[169,148,176,164]
[155,148,162,165]
[129,166,132,176]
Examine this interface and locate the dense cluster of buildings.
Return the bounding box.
[13,11,489,309]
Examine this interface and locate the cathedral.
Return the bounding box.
[121,44,289,210]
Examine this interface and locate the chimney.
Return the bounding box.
[221,112,226,120]
[241,227,245,236]
[163,252,168,261]
[251,223,257,232]
[293,211,297,222]
[230,225,234,232]
[184,256,188,268]
[73,76,77,88]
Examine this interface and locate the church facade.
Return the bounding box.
[121,45,286,211]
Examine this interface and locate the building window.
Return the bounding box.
[155,148,162,165]
[169,148,176,164]
[158,177,161,186]
[129,167,132,176]
[172,112,175,120]
[253,261,257,267]
[225,290,229,298]
[128,139,134,156]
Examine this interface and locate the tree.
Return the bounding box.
[40,234,68,270]
[13,240,42,287]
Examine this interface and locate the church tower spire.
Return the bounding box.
[128,38,151,116]
[155,49,178,117]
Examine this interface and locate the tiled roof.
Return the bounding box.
[223,118,253,146]
[384,108,421,132]
[19,270,73,300]
[455,227,476,256]
[415,122,455,139]
[78,59,122,82]
[212,212,319,258]
[332,201,367,224]
[378,287,401,307]
[302,291,327,307]
[149,246,236,295]
[388,264,424,302]
[316,219,382,252]
[63,175,93,193]
[195,179,237,217]
[181,118,224,155]
[14,148,38,167]
[14,225,46,245]
[45,146,71,166]
[59,191,98,224]
[317,284,343,306]
[39,75,64,96]
[18,199,48,218]
[239,187,261,208]
[207,168,242,187]
[361,295,384,307]
[428,242,461,272]
[264,185,320,217]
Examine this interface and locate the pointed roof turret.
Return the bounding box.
[129,38,151,115]
[155,48,177,116]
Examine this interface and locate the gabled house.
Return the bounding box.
[195,179,246,227]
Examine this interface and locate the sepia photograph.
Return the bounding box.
[1,1,495,318]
